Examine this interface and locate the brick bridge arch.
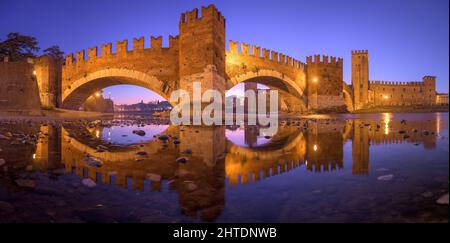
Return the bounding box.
[225,41,309,112]
[59,5,350,113]
[62,68,173,109]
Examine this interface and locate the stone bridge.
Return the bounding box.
[59,4,351,112]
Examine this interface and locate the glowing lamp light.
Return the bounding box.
[95,92,101,97]
[313,144,318,152]
[383,95,389,99]
[33,71,37,75]
[32,153,36,159]
[96,130,100,138]
[313,78,318,83]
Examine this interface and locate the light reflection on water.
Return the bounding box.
[0,112,448,223]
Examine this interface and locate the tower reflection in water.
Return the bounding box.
[24,115,440,221]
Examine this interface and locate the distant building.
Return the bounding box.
[82,90,114,113]
[114,100,172,112]
[352,51,447,109]
[436,93,449,105]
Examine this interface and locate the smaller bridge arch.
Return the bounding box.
[227,69,308,112]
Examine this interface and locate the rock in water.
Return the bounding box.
[176,157,188,164]
[158,135,169,141]
[377,174,394,181]
[181,149,192,154]
[81,178,96,188]
[132,130,146,136]
[147,173,161,182]
[15,179,36,188]
[84,156,103,168]
[436,193,449,205]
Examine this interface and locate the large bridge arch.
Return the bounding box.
[61,68,172,110]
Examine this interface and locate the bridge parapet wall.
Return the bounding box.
[62,35,180,93]
[226,40,307,91]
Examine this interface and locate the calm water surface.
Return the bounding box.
[0,113,448,222]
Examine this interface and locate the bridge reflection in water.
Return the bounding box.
[28,115,441,221]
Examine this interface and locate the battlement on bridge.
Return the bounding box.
[306,55,343,67]
[64,35,180,66]
[227,40,306,71]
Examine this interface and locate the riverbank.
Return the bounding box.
[353,106,449,114]
[0,108,114,121]
[0,106,448,122]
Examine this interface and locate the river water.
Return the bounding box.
[0,112,448,222]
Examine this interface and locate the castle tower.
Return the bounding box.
[178,5,226,97]
[351,50,369,110]
[34,56,62,109]
[306,55,344,110]
[423,76,437,105]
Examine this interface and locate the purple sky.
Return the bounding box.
[1,0,448,105]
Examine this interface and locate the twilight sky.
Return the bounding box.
[1,0,448,104]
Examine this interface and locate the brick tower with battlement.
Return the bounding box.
[178,5,226,100]
[351,50,369,110]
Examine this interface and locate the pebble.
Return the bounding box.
[84,156,103,167]
[158,135,169,141]
[15,179,37,188]
[186,182,197,191]
[377,174,394,181]
[181,149,192,154]
[0,158,5,166]
[147,173,161,182]
[0,134,10,140]
[132,130,146,136]
[176,157,188,163]
[436,193,449,205]
[81,178,97,188]
[96,145,109,152]
[0,201,15,214]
